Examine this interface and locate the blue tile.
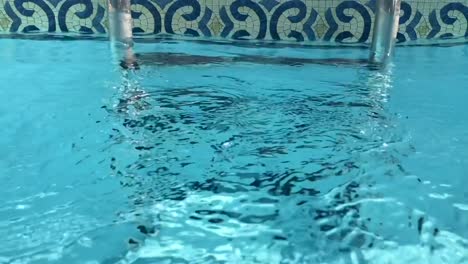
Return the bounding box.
[132,0,162,34]
[259,0,279,12]
[198,7,212,37]
[270,0,307,40]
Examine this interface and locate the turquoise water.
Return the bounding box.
[0,38,467,264]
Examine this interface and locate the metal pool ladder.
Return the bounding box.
[107,0,402,67]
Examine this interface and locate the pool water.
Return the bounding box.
[0,38,467,264]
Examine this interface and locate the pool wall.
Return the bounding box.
[0,0,466,44]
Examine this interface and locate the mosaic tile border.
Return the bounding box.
[0,0,467,43]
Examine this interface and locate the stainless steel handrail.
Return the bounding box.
[108,0,137,69]
[370,0,401,64]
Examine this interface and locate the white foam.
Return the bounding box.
[454,203,468,211]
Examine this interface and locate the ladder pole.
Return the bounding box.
[370,0,401,64]
[108,0,137,69]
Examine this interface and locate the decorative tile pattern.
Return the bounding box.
[0,0,466,43]
[397,0,467,42]
[0,9,13,30]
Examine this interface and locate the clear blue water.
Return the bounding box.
[0,38,467,264]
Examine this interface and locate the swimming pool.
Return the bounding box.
[0,37,467,263]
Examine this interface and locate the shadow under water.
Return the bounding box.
[119,52,371,70]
